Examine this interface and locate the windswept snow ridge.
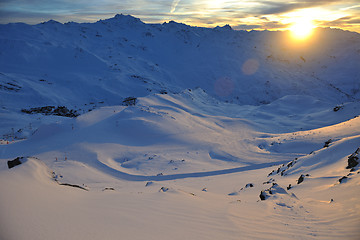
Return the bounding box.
[0,15,360,240]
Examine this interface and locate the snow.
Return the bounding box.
[0,14,360,239]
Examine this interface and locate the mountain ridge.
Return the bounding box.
[1,14,359,108]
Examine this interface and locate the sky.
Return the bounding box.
[0,0,360,33]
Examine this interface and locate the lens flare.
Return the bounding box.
[242,59,259,75]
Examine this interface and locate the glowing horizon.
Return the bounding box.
[0,0,359,33]
[288,16,315,40]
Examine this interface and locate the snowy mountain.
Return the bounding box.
[0,14,360,240]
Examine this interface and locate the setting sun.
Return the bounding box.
[290,19,315,40]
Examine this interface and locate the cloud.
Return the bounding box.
[234,24,262,30]
[326,16,360,25]
[233,17,289,31]
[170,0,181,13]
[340,4,360,11]
[255,0,341,15]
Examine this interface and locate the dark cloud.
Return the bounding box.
[234,20,289,31]
[325,16,360,26]
[348,18,360,24]
[262,21,289,29]
[256,0,342,15]
[0,9,62,24]
[234,24,262,30]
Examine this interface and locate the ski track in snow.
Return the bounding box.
[94,159,288,181]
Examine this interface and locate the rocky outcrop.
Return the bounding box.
[259,183,288,201]
[7,157,24,169]
[21,106,79,118]
[297,174,305,184]
[346,147,359,169]
[122,97,137,106]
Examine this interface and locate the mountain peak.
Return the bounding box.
[101,14,144,25]
[40,19,62,25]
[213,24,232,31]
[162,20,192,30]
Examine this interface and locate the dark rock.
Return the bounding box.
[267,170,274,177]
[323,139,332,148]
[260,183,288,200]
[338,176,348,183]
[59,183,88,191]
[0,82,21,92]
[7,157,23,169]
[346,148,359,169]
[122,97,137,106]
[145,181,153,187]
[160,187,169,192]
[259,191,267,201]
[287,161,294,168]
[263,178,275,184]
[21,106,79,118]
[287,184,292,190]
[297,174,305,184]
[333,105,343,112]
[245,183,254,188]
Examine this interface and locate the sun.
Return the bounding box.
[289,19,315,40]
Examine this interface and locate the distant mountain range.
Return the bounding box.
[1,14,359,112]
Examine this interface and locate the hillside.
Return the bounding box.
[0,14,360,240]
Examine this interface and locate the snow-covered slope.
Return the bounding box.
[0,15,360,240]
[1,14,360,108]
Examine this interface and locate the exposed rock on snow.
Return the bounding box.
[122,97,137,106]
[58,183,88,191]
[297,174,305,184]
[145,181,153,187]
[259,183,289,200]
[323,139,332,148]
[338,176,348,183]
[346,147,359,169]
[259,190,267,200]
[21,106,79,118]
[7,157,24,169]
[159,187,169,192]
